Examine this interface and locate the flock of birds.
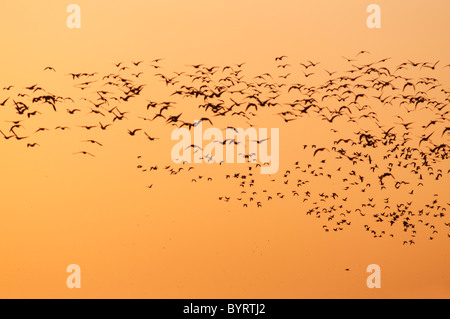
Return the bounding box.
[0,51,449,244]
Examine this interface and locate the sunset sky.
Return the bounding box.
[0,0,449,298]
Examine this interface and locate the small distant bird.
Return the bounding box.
[74,151,95,157]
[83,140,103,146]
[128,129,142,136]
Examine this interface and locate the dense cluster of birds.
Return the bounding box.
[1,51,449,244]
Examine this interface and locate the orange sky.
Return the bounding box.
[0,0,449,298]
